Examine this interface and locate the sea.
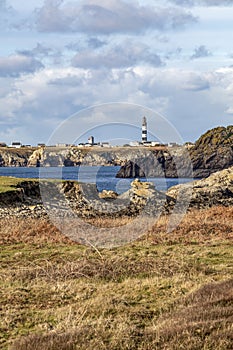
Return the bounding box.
[0,166,194,194]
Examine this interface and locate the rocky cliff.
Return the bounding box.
[167,166,233,209]
[116,148,192,178]
[0,126,232,180]
[117,126,233,178]
[189,126,233,177]
[0,148,35,167]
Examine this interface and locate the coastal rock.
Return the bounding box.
[0,148,34,167]
[119,179,175,215]
[116,126,233,179]
[167,166,233,209]
[28,149,43,167]
[0,188,25,204]
[116,160,146,178]
[99,190,118,199]
[0,125,232,181]
[0,165,233,220]
[190,126,233,178]
[116,148,192,178]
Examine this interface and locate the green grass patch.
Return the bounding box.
[0,176,28,193]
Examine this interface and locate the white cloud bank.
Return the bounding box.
[0,65,232,144]
[35,0,197,34]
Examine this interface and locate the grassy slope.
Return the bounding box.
[0,177,28,193]
[0,176,67,195]
[0,206,232,350]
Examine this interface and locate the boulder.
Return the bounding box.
[116,160,145,178]
[99,190,118,199]
[167,166,233,209]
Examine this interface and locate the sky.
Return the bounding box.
[0,0,233,145]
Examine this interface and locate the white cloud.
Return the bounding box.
[72,40,163,68]
[0,1,232,145]
[0,64,232,144]
[0,0,16,30]
[169,0,233,6]
[0,54,43,77]
[35,0,197,34]
[190,45,212,59]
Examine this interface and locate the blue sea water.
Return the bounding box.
[0,166,194,194]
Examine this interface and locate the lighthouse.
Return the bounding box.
[142,116,147,143]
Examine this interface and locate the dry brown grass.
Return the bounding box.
[0,217,72,245]
[8,279,233,350]
[148,205,233,244]
[1,205,233,350]
[143,279,233,350]
[1,205,232,246]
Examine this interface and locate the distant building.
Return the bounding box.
[101,142,110,148]
[130,141,141,147]
[168,142,180,148]
[143,141,153,147]
[11,142,22,148]
[142,116,147,143]
[88,136,94,145]
[38,143,46,148]
[151,141,160,147]
[56,143,71,147]
[0,142,7,147]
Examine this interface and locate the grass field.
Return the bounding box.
[0,177,28,193]
[0,205,232,350]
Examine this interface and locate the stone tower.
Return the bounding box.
[142,116,147,143]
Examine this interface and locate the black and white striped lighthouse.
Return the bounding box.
[142,116,147,143]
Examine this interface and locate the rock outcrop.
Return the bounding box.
[0,166,232,219]
[167,166,233,209]
[99,190,118,199]
[0,148,34,167]
[0,126,232,180]
[116,148,193,178]
[189,126,233,178]
[117,126,233,179]
[0,178,174,219]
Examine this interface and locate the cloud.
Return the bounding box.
[18,43,55,58]
[137,68,210,96]
[190,45,212,59]
[35,0,197,34]
[0,0,16,29]
[66,37,107,52]
[0,63,232,144]
[181,73,210,91]
[87,37,107,49]
[17,43,63,66]
[71,40,163,68]
[0,54,44,77]
[169,0,233,6]
[0,0,10,11]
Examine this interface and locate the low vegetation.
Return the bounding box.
[0,205,232,350]
[194,125,233,148]
[0,177,28,193]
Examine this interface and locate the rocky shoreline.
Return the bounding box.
[0,126,233,180]
[0,166,232,220]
